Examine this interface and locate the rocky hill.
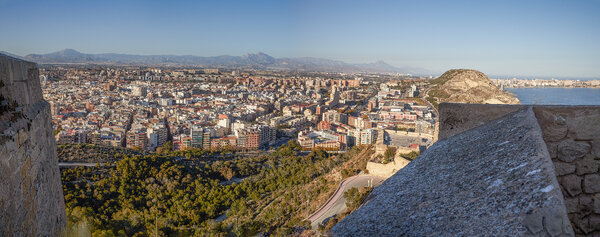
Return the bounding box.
[0,54,66,235]
[426,69,519,107]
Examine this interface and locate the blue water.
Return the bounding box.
[506,88,600,105]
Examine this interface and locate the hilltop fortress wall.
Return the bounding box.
[438,103,600,235]
[0,55,66,235]
[334,103,600,236]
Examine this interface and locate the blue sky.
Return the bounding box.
[1,0,599,78]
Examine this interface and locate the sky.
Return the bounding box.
[1,0,599,78]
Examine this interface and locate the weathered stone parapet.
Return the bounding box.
[421,103,600,235]
[0,55,43,106]
[0,54,66,236]
[333,107,573,236]
[334,103,600,236]
[438,103,526,139]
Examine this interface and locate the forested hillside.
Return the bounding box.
[60,142,372,236]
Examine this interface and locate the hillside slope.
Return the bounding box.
[426,69,519,107]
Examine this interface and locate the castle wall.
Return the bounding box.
[438,103,600,235]
[333,107,572,236]
[366,156,411,178]
[0,55,66,236]
[384,129,435,141]
[533,106,600,235]
[438,103,526,139]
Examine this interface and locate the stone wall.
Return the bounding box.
[533,107,600,235]
[368,133,416,178]
[438,103,600,235]
[366,155,411,178]
[0,54,66,236]
[384,129,435,141]
[333,107,573,236]
[438,103,526,139]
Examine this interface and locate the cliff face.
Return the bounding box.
[0,55,66,235]
[427,69,519,105]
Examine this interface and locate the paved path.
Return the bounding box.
[58,162,103,167]
[308,175,385,228]
[421,87,439,117]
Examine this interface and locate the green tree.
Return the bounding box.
[383,147,397,164]
[156,141,173,154]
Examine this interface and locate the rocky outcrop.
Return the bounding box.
[427,69,519,106]
[0,54,66,236]
[333,107,571,236]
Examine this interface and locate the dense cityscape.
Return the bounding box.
[493,78,600,88]
[44,65,436,154]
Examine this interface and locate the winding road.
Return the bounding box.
[308,175,385,229]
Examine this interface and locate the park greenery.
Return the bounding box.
[400,151,420,161]
[383,147,397,164]
[57,143,146,162]
[60,141,373,236]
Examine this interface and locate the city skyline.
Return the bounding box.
[1,0,599,78]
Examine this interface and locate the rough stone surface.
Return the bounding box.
[438,103,526,139]
[579,196,594,216]
[332,108,571,236]
[590,215,600,230]
[577,216,593,234]
[569,113,600,141]
[558,140,591,163]
[561,175,583,197]
[592,140,600,158]
[576,154,600,175]
[565,197,578,213]
[555,162,576,176]
[594,195,600,214]
[537,110,568,142]
[547,142,559,159]
[429,104,600,236]
[0,54,66,236]
[584,174,600,194]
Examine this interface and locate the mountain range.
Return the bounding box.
[1,49,430,74]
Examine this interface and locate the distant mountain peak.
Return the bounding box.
[242,52,275,65]
[60,48,80,53]
[55,48,83,56]
[243,52,272,58]
[18,49,430,74]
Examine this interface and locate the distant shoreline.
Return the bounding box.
[506,87,600,105]
[504,86,600,89]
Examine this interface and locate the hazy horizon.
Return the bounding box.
[1,0,599,78]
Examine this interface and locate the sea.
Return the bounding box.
[505,88,600,105]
